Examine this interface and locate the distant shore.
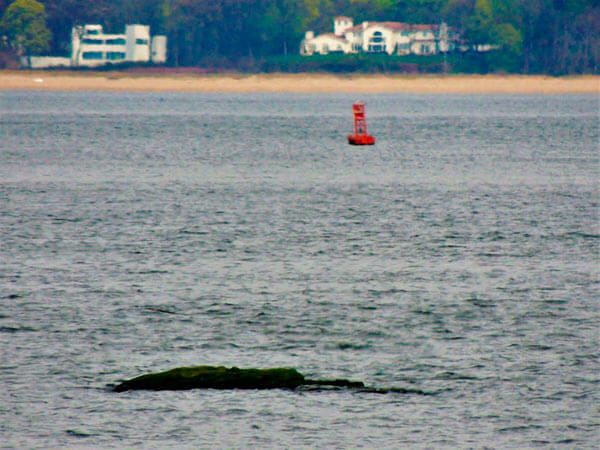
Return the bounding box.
[1,71,598,94]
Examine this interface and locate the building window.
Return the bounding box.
[368,31,385,53]
[136,38,149,45]
[371,31,384,43]
[397,43,410,54]
[106,52,125,60]
[82,38,103,45]
[105,38,126,45]
[82,51,104,60]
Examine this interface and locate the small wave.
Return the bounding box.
[412,309,434,315]
[48,216,81,223]
[478,231,506,241]
[526,344,554,351]
[564,232,599,239]
[433,371,479,380]
[556,439,579,444]
[476,252,507,257]
[141,306,179,315]
[335,342,371,350]
[0,325,36,333]
[179,230,209,235]
[367,287,409,297]
[357,304,377,310]
[497,424,543,433]
[465,297,496,308]
[127,269,170,274]
[65,429,94,438]
[439,335,466,341]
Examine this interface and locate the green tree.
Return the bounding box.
[0,0,51,56]
[258,0,323,55]
[442,0,475,34]
[490,22,523,70]
[465,0,493,44]
[386,0,447,22]
[490,22,522,54]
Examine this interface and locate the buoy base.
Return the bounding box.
[348,134,375,145]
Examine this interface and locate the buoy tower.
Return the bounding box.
[348,102,375,145]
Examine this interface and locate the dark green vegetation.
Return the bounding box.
[1,0,598,73]
[112,366,364,392]
[253,52,522,74]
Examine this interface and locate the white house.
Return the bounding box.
[301,16,459,56]
[301,31,352,55]
[71,24,167,67]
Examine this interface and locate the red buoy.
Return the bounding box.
[348,102,375,145]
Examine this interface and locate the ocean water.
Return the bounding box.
[0,91,598,448]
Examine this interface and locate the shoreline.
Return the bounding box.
[1,71,598,94]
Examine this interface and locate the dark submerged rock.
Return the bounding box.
[302,378,365,389]
[112,365,431,394]
[113,366,307,392]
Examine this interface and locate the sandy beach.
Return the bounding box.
[0,71,598,94]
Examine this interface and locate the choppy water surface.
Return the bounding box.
[1,91,598,448]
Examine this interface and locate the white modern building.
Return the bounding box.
[71,24,167,67]
[20,23,167,68]
[301,16,461,56]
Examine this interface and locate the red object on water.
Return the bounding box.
[348,102,375,145]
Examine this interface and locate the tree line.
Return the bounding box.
[1,0,598,74]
